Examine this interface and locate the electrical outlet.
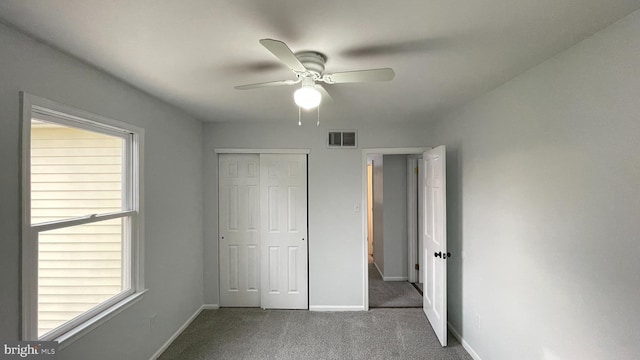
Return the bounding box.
[354,204,360,212]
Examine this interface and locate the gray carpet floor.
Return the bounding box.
[369,262,423,308]
[158,308,472,360]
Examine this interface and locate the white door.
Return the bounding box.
[260,154,308,309]
[422,146,447,346]
[219,154,261,306]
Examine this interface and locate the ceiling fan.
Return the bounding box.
[235,39,395,109]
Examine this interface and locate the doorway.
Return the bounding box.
[364,149,429,308]
[407,154,423,291]
[218,152,308,309]
[362,146,449,347]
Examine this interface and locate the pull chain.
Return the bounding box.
[297,104,321,126]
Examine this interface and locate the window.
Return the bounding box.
[21,93,145,344]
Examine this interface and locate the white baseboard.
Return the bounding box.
[373,262,407,281]
[448,322,482,360]
[309,305,365,312]
[150,304,218,360]
[382,276,409,281]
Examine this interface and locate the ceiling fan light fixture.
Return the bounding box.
[294,86,321,109]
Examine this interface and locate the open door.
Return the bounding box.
[422,146,447,346]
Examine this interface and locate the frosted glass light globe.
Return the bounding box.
[294,86,321,109]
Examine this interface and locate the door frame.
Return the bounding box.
[215,148,310,308]
[361,147,431,310]
[406,155,421,283]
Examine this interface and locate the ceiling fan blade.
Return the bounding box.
[259,39,307,72]
[316,84,333,102]
[341,37,455,58]
[235,79,300,90]
[323,68,395,84]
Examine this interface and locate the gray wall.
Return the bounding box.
[381,155,408,279]
[431,10,640,360]
[0,23,204,360]
[203,120,431,307]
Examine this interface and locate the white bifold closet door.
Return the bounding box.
[219,153,308,309]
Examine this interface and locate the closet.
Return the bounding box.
[218,153,308,309]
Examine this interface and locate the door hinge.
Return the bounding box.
[414,167,418,174]
[415,263,419,270]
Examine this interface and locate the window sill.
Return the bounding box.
[54,289,148,350]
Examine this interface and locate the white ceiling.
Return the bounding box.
[1,1,638,123]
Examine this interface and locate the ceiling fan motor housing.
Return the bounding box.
[295,51,326,79]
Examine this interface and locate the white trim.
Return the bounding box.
[201,304,220,310]
[42,288,136,342]
[149,305,210,360]
[133,127,146,292]
[382,276,409,281]
[56,290,147,349]
[309,305,365,312]
[214,148,310,154]
[361,147,431,311]
[20,92,36,340]
[406,156,420,283]
[27,93,144,135]
[448,323,482,360]
[363,147,432,155]
[33,111,130,140]
[32,211,136,232]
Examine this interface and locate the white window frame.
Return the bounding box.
[20,93,146,347]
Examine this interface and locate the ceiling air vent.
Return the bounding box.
[328,130,357,148]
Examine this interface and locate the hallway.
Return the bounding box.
[368,258,422,308]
